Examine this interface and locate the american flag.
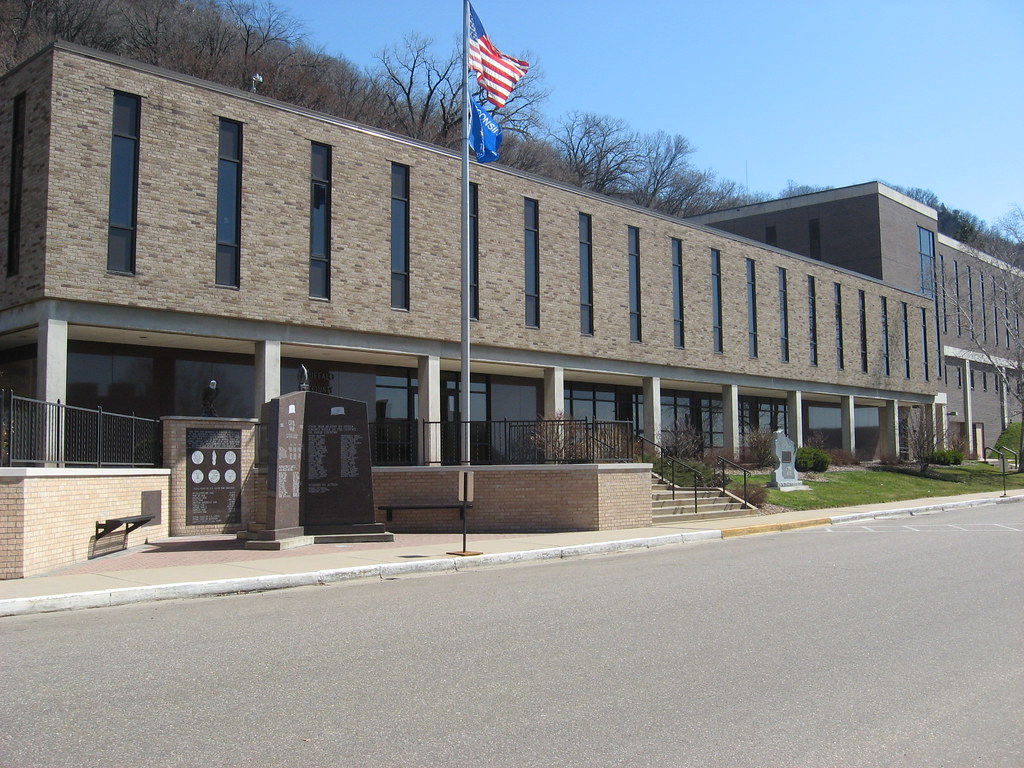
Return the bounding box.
[468,4,529,109]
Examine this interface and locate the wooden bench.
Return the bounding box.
[95,514,154,540]
[377,502,472,522]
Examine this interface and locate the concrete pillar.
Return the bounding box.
[879,399,900,459]
[722,383,739,458]
[37,318,68,404]
[786,390,803,447]
[934,400,947,450]
[840,395,856,457]
[543,366,565,418]
[254,340,281,416]
[418,355,442,465]
[642,376,661,444]
[962,359,974,458]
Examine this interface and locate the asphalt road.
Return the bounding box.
[2,503,1022,767]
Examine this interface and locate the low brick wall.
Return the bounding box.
[373,464,653,533]
[0,469,170,579]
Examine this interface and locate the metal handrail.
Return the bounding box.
[716,455,751,507]
[633,434,705,514]
[985,445,1011,497]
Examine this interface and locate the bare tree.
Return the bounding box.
[549,112,641,195]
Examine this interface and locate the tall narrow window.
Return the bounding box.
[940,254,948,333]
[746,258,758,358]
[807,275,818,365]
[765,225,777,246]
[628,226,642,342]
[778,267,789,363]
[524,198,539,327]
[808,218,821,260]
[902,301,911,378]
[216,118,242,287]
[672,239,684,348]
[858,290,868,372]
[108,92,140,274]
[834,282,844,370]
[469,183,479,320]
[921,307,930,381]
[993,289,1001,348]
[711,249,723,353]
[980,273,987,342]
[918,227,935,297]
[7,92,26,277]
[390,163,410,309]
[579,213,593,335]
[881,297,891,376]
[954,261,962,336]
[967,265,975,338]
[309,142,331,299]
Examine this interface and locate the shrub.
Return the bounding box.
[925,449,964,466]
[742,427,776,469]
[796,446,831,472]
[828,448,859,466]
[735,482,769,507]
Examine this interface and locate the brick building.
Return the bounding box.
[690,183,1017,456]
[1,42,942,467]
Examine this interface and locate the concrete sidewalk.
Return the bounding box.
[3,489,1021,617]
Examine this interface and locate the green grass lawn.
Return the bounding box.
[737,462,1024,512]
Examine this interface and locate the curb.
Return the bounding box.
[1,499,1014,618]
[0,530,723,618]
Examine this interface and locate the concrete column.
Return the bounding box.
[934,400,947,450]
[879,399,900,459]
[417,355,442,465]
[786,390,803,447]
[840,395,856,457]
[642,376,661,444]
[962,359,974,458]
[543,366,565,418]
[721,383,739,458]
[37,318,68,404]
[254,340,281,416]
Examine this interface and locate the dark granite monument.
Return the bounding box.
[254,390,390,544]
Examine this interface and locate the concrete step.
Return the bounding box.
[652,507,757,524]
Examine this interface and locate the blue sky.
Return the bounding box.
[273,0,1023,226]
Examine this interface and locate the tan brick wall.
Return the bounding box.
[0,51,52,310]
[373,464,652,532]
[162,417,259,536]
[5,44,937,402]
[0,469,170,579]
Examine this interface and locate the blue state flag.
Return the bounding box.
[469,99,502,163]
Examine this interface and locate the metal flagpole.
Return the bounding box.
[459,0,472,465]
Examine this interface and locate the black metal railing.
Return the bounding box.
[0,391,160,467]
[716,455,751,507]
[633,433,706,515]
[424,419,635,466]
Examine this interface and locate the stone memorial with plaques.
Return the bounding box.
[765,428,810,491]
[253,390,391,546]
